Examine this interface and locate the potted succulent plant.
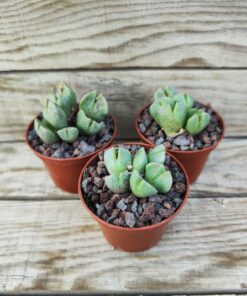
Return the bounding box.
[78,143,189,252]
[136,86,225,182]
[26,82,116,193]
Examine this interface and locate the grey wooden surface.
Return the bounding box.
[0,0,247,70]
[0,0,247,294]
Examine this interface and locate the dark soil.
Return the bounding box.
[81,144,187,228]
[138,102,223,151]
[28,105,114,158]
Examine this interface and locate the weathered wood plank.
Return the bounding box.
[0,198,246,291]
[0,0,247,70]
[0,70,246,141]
[0,139,246,199]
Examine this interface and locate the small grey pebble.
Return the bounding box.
[117,198,127,211]
[124,212,136,228]
[99,134,112,143]
[138,205,143,215]
[174,135,190,146]
[139,123,147,133]
[155,138,164,145]
[78,140,96,155]
[96,204,105,217]
[51,148,64,158]
[180,145,189,151]
[51,143,61,149]
[64,152,71,158]
[131,200,138,213]
[149,195,162,203]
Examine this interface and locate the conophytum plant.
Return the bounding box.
[34,83,109,144]
[150,86,210,136]
[104,145,172,198]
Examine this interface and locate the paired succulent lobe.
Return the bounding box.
[173,93,194,109]
[132,147,148,174]
[48,82,77,118]
[104,171,130,193]
[130,170,157,198]
[80,91,108,123]
[154,86,176,100]
[147,145,166,164]
[76,109,105,135]
[104,147,131,176]
[145,163,172,193]
[34,119,59,144]
[186,110,210,135]
[76,90,108,135]
[57,127,79,143]
[43,99,68,130]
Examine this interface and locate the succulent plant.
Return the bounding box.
[34,83,109,144]
[104,145,172,198]
[150,86,210,136]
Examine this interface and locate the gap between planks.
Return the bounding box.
[0,291,245,295]
[1,67,247,74]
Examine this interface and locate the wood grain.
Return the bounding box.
[0,198,247,291]
[0,0,247,70]
[0,139,246,200]
[0,70,247,141]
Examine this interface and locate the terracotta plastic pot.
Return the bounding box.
[136,103,225,183]
[26,117,117,193]
[78,142,190,252]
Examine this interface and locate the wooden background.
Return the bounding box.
[0,0,247,294]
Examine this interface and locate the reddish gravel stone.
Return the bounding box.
[140,203,156,222]
[174,182,186,194]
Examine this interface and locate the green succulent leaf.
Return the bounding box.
[48,83,77,118]
[130,170,157,198]
[76,109,105,135]
[154,86,176,100]
[43,99,68,130]
[79,91,108,123]
[104,146,131,176]
[132,147,148,174]
[34,119,59,145]
[147,145,166,164]
[173,93,194,109]
[153,96,176,107]
[186,110,210,136]
[186,107,198,119]
[104,171,130,193]
[145,163,172,193]
[57,127,79,143]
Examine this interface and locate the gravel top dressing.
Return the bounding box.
[138,102,223,151]
[28,111,114,159]
[82,144,187,228]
